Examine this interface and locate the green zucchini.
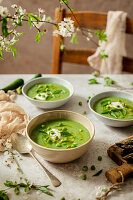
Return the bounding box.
[16,73,42,95]
[31,73,42,79]
[1,78,24,93]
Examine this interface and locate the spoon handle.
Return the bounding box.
[29,151,61,187]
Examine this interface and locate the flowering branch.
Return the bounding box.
[0,1,108,60]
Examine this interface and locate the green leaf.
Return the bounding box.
[104,77,115,86]
[94,30,107,42]
[36,32,41,42]
[4,180,17,188]
[101,100,110,106]
[28,16,32,28]
[53,89,62,94]
[60,39,65,51]
[36,186,53,196]
[60,0,69,5]
[101,109,109,114]
[0,190,9,200]
[10,46,17,57]
[88,78,99,85]
[16,32,25,37]
[110,111,117,118]
[0,49,4,60]
[24,185,30,193]
[92,71,100,77]
[70,33,78,44]
[28,13,40,21]
[36,32,45,43]
[14,186,20,195]
[2,18,9,37]
[100,50,108,59]
[61,131,72,136]
[10,40,19,46]
[19,183,27,187]
[93,169,103,176]
[121,109,127,116]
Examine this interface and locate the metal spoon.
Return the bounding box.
[11,132,61,187]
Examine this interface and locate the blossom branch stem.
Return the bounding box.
[61,0,99,46]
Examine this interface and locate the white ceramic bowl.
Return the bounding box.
[22,76,74,109]
[26,110,95,163]
[89,90,133,127]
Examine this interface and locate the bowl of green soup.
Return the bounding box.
[89,91,133,127]
[26,110,95,163]
[22,76,73,109]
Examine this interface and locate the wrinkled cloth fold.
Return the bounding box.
[0,90,29,151]
[87,11,127,74]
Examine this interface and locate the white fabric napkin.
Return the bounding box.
[87,11,127,74]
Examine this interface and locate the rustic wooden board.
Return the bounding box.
[106,136,133,184]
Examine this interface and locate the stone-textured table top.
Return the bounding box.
[0,74,133,200]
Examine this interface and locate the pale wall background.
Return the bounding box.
[0,0,133,74]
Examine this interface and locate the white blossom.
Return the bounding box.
[11,4,17,9]
[38,8,45,14]
[18,6,26,16]
[86,31,93,41]
[95,186,107,198]
[5,138,12,149]
[0,6,9,18]
[33,14,46,29]
[53,17,74,37]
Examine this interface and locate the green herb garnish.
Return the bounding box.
[83,111,87,115]
[61,131,72,137]
[53,89,62,94]
[92,71,100,77]
[88,78,99,85]
[87,96,91,103]
[0,190,9,200]
[93,169,103,176]
[3,180,53,197]
[82,166,88,171]
[104,77,115,86]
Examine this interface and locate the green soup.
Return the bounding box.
[30,119,90,149]
[94,96,133,120]
[27,83,70,101]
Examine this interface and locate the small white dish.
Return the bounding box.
[26,110,95,163]
[22,76,74,109]
[89,90,133,127]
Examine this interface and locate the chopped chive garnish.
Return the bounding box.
[87,96,91,103]
[93,169,103,176]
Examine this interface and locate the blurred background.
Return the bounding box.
[0,0,133,74]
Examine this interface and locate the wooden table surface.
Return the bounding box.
[0,74,133,200]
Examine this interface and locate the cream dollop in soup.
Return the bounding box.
[93,96,133,120]
[27,83,70,101]
[30,119,91,149]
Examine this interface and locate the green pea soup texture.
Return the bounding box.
[30,119,90,149]
[93,96,133,120]
[27,82,70,101]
